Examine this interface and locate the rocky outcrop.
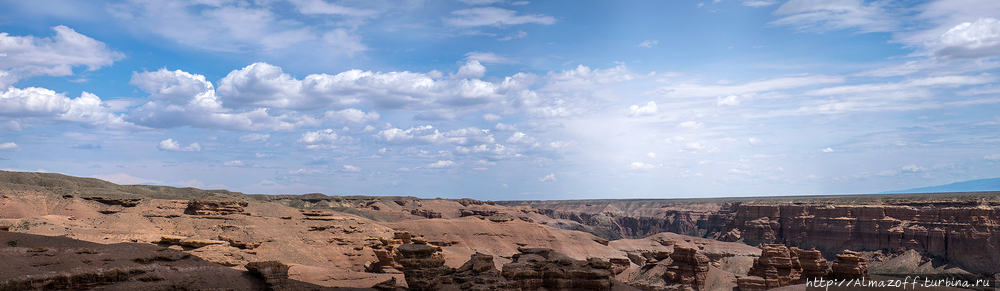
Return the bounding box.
[501,248,613,291]
[184,200,248,215]
[663,246,711,291]
[410,209,442,219]
[397,243,452,291]
[831,250,869,279]
[721,201,1000,274]
[793,247,828,282]
[82,196,143,207]
[246,261,290,290]
[397,245,615,291]
[742,244,800,290]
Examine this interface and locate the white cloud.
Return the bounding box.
[716,94,741,106]
[157,139,201,152]
[465,52,514,64]
[455,144,521,159]
[647,152,656,158]
[985,154,1000,160]
[497,30,527,41]
[129,67,320,131]
[287,0,379,17]
[729,168,752,175]
[770,0,899,33]
[546,64,636,89]
[173,179,206,188]
[935,18,1000,58]
[628,101,658,117]
[297,129,342,150]
[493,122,517,131]
[823,147,835,153]
[445,7,556,27]
[216,62,505,111]
[505,132,535,144]
[683,142,706,151]
[106,1,337,54]
[804,75,996,96]
[223,160,246,167]
[427,160,455,168]
[325,108,380,124]
[677,121,705,129]
[455,60,486,79]
[0,87,137,129]
[374,125,495,146]
[92,173,162,185]
[343,164,361,172]
[900,164,926,173]
[742,0,778,7]
[629,162,657,171]
[239,134,270,143]
[321,28,368,56]
[538,173,556,182]
[638,40,658,48]
[0,142,20,151]
[255,152,272,158]
[655,75,843,98]
[482,113,502,122]
[0,26,124,87]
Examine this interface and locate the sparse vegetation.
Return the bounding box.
[6,240,17,247]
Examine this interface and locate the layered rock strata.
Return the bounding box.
[831,250,869,279]
[662,246,711,291]
[740,244,800,290]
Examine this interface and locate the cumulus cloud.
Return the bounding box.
[239,134,270,143]
[482,113,502,122]
[935,18,1000,58]
[677,121,705,129]
[900,164,926,173]
[217,62,505,111]
[638,40,658,48]
[325,108,380,124]
[985,154,1000,160]
[628,101,658,117]
[444,7,556,27]
[493,122,517,131]
[427,160,455,168]
[716,94,741,106]
[0,87,138,129]
[546,64,635,89]
[505,132,536,145]
[455,60,486,79]
[223,160,246,167]
[297,129,342,150]
[647,152,656,158]
[0,26,124,87]
[374,125,495,146]
[0,142,20,151]
[157,139,201,152]
[538,173,556,182]
[129,67,319,131]
[629,162,657,171]
[454,143,520,159]
[342,164,361,172]
[823,147,835,153]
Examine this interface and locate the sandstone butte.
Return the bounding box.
[0,170,995,290]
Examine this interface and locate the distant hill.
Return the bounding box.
[881,177,1000,194]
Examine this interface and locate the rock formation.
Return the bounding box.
[793,247,828,282]
[397,243,452,291]
[740,244,800,290]
[500,248,613,291]
[245,261,290,290]
[831,250,869,279]
[663,246,711,291]
[183,199,249,215]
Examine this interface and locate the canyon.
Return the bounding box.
[1,170,997,290]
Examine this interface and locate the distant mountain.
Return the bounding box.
[881,177,1000,194]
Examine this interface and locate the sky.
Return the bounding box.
[1,0,1000,200]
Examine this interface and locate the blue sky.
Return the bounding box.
[2,0,1000,200]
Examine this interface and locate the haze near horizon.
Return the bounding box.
[2,0,1000,200]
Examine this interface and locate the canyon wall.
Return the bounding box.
[502,195,1000,275]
